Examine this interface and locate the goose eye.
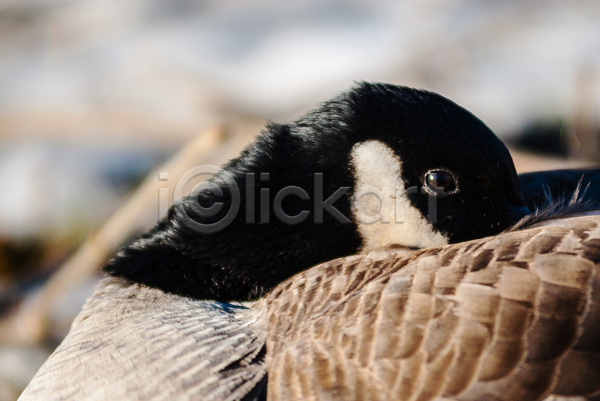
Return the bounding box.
[424,170,457,195]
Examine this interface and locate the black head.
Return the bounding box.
[105,83,525,301]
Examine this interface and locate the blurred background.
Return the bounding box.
[1,0,600,399]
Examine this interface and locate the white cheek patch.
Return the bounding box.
[350,140,449,252]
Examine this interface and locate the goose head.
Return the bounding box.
[105,83,525,301]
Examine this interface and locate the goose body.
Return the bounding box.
[19,83,600,400]
[21,212,600,401]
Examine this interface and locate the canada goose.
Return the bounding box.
[19,83,598,400]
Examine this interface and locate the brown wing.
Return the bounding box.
[260,215,600,401]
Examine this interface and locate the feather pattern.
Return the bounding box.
[19,277,268,401]
[261,214,600,401]
[21,214,600,401]
[20,215,600,401]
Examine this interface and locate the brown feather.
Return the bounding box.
[260,214,600,401]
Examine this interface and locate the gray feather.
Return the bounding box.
[19,277,267,401]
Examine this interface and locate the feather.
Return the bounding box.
[262,214,600,401]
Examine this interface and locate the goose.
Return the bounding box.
[18,83,598,401]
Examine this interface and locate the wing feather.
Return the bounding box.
[20,277,267,401]
[262,215,600,401]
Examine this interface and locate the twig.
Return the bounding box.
[0,127,225,345]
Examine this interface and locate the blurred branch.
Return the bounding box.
[567,63,600,162]
[510,148,595,173]
[0,127,226,345]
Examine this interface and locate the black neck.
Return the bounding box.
[105,128,361,301]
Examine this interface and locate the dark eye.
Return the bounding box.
[424,170,457,195]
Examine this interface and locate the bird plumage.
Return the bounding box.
[263,213,600,401]
[19,83,600,401]
[21,277,268,401]
[21,213,600,401]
